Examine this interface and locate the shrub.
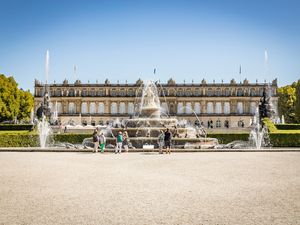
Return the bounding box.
[269,133,300,147]
[0,132,39,147]
[0,124,34,131]
[53,133,91,144]
[262,118,300,147]
[275,124,300,130]
[207,133,249,144]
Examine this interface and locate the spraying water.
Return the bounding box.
[37,116,52,148]
[248,107,269,149]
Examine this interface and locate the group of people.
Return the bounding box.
[158,128,172,154]
[92,128,107,153]
[92,129,129,154]
[92,128,173,154]
[115,130,129,154]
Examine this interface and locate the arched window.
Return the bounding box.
[177,102,183,114]
[90,102,96,114]
[111,89,117,96]
[120,89,126,96]
[250,102,256,115]
[224,120,229,128]
[82,89,87,97]
[225,88,230,96]
[177,88,184,96]
[97,89,105,96]
[81,102,87,114]
[224,102,230,114]
[98,102,105,114]
[90,89,96,97]
[194,102,201,114]
[111,102,118,114]
[250,88,256,96]
[69,89,74,97]
[185,89,192,97]
[194,88,201,96]
[237,102,243,114]
[238,120,245,128]
[119,102,126,114]
[128,89,135,97]
[128,102,134,115]
[82,120,87,126]
[185,102,192,114]
[215,102,222,114]
[57,102,62,113]
[215,88,221,96]
[68,102,76,114]
[56,89,61,97]
[161,102,169,114]
[237,88,244,96]
[207,102,214,114]
[207,88,213,96]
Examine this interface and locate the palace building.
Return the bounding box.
[34,78,278,129]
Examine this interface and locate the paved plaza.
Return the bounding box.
[0,152,299,225]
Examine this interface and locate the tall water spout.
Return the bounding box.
[249,107,267,149]
[37,116,52,148]
[45,50,49,85]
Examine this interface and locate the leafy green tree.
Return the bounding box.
[0,74,34,122]
[277,85,296,123]
[18,90,34,121]
[294,79,300,123]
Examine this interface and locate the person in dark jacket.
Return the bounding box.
[92,130,99,153]
[164,128,172,154]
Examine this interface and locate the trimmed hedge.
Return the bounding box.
[208,133,249,144]
[275,124,300,130]
[263,118,300,147]
[53,133,91,144]
[0,132,39,147]
[269,133,300,147]
[0,124,34,131]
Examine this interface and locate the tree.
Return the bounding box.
[277,79,300,124]
[294,79,300,123]
[277,85,296,123]
[0,74,34,123]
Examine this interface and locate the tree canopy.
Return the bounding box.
[277,79,300,124]
[0,74,34,123]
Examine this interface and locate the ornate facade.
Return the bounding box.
[34,78,278,129]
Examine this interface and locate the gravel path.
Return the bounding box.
[0,152,299,225]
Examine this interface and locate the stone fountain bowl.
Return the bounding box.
[124,117,178,128]
[79,137,218,149]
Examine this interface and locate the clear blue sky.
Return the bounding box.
[0,0,299,91]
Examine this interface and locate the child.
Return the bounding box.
[99,133,106,153]
[115,131,123,154]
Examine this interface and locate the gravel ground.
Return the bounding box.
[0,152,299,225]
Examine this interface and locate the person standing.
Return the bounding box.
[99,132,106,153]
[164,128,172,154]
[115,131,123,154]
[158,130,165,154]
[92,130,99,153]
[123,130,129,153]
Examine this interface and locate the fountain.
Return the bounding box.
[37,116,52,148]
[36,50,54,148]
[248,108,270,149]
[103,80,218,149]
